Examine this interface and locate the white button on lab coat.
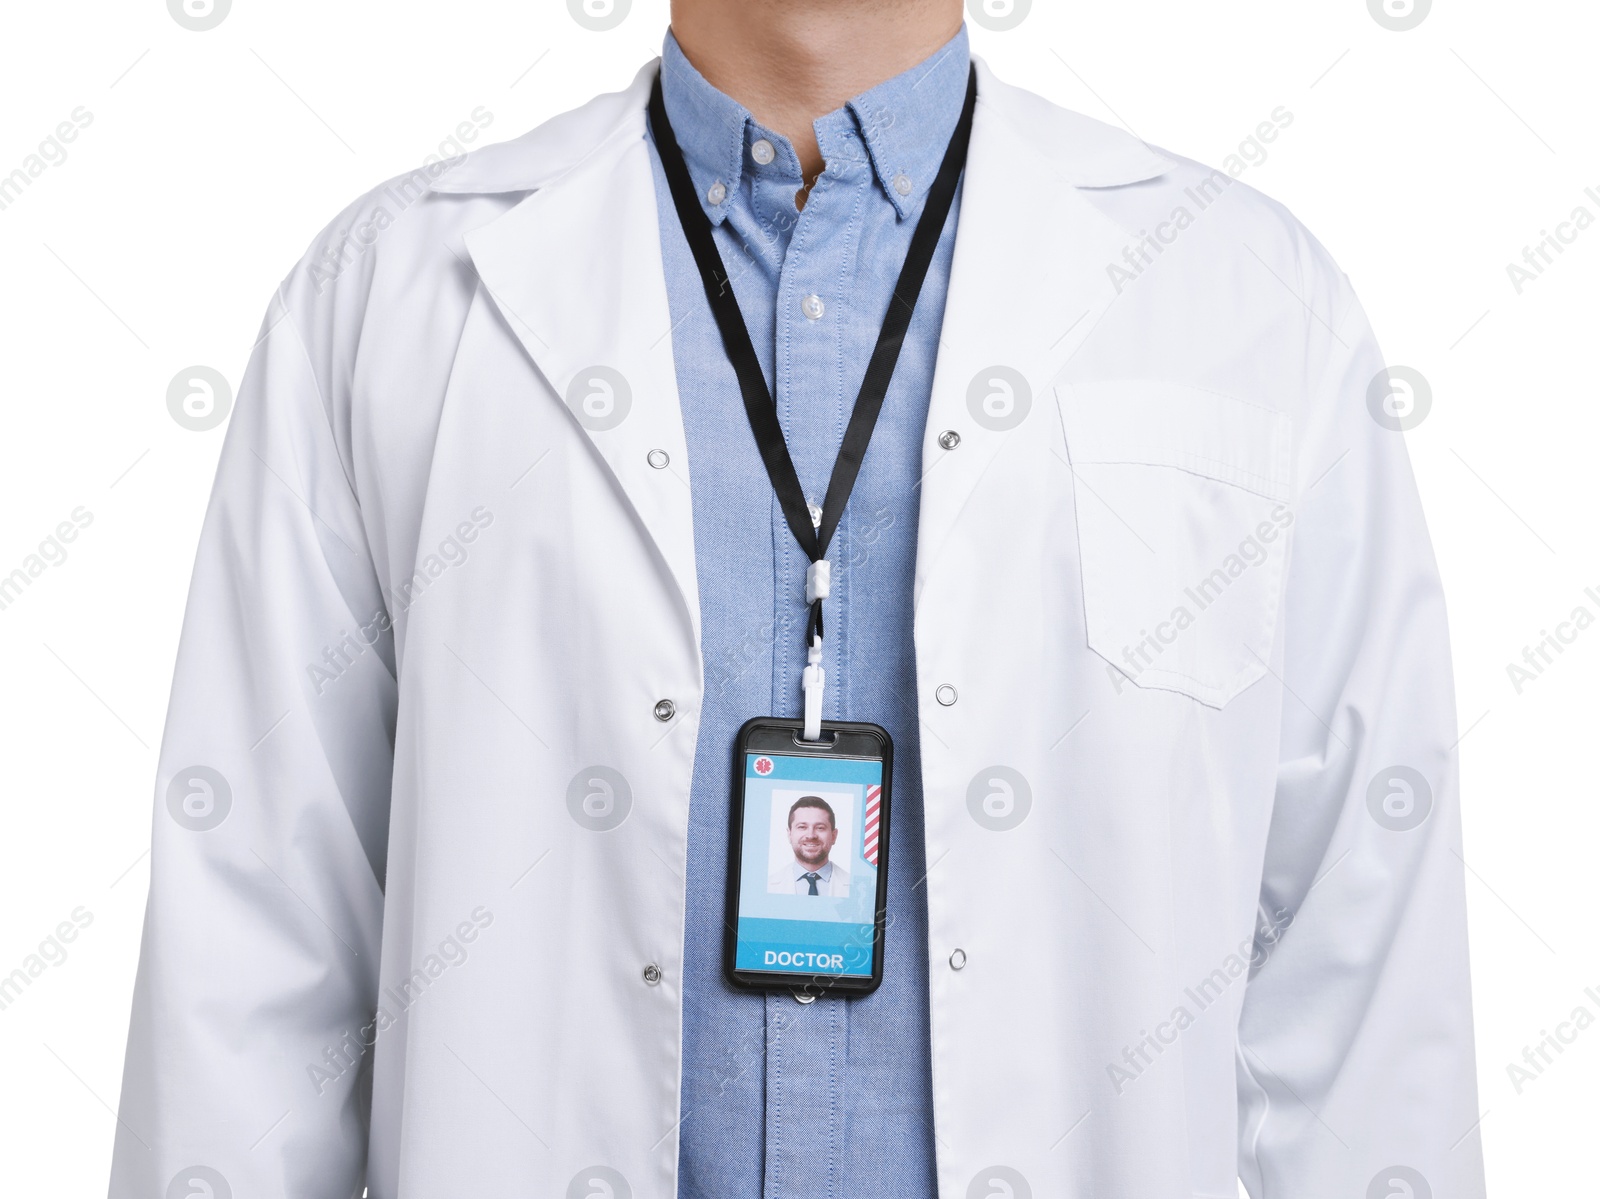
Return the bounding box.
[110,56,1485,1199]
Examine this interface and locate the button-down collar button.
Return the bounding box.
[937,429,961,450]
[949,948,967,970]
[707,181,727,206]
[751,138,776,165]
[653,698,676,722]
[935,684,958,707]
[643,963,662,985]
[647,448,670,469]
[801,294,825,321]
[892,173,913,197]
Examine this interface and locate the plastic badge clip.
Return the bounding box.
[801,636,825,741]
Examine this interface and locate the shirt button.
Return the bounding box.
[935,684,958,707]
[937,429,961,450]
[807,502,823,529]
[801,294,825,321]
[707,181,727,206]
[643,963,662,985]
[751,138,776,165]
[653,698,676,722]
[647,448,670,469]
[892,173,913,196]
[949,948,967,970]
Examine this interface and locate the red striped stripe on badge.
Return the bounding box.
[862,784,882,866]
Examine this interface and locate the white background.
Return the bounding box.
[1,0,1595,1194]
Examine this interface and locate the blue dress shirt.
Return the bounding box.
[646,26,970,1199]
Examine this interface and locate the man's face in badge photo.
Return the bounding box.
[788,797,838,870]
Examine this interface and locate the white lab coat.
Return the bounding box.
[111,55,1485,1199]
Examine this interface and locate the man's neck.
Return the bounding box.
[669,0,964,185]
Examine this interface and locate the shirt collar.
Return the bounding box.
[658,25,971,225]
[794,859,833,880]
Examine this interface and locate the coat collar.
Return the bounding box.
[455,55,1174,633]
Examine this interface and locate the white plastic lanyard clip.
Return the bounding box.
[800,559,831,741]
[801,635,826,742]
[804,559,830,603]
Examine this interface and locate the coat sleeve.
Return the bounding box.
[109,277,396,1199]
[1235,266,1486,1197]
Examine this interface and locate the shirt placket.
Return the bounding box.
[758,121,867,1199]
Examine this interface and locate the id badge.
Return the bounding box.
[724,717,893,996]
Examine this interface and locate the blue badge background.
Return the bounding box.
[736,752,882,974]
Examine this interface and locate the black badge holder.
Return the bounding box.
[724,718,893,996]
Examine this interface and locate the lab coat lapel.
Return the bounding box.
[915,61,1167,602]
[463,117,701,639]
[457,55,1172,631]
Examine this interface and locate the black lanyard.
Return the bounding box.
[649,65,977,730]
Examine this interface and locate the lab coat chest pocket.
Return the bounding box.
[1056,381,1295,708]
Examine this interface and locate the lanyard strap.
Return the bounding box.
[649,65,977,734]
